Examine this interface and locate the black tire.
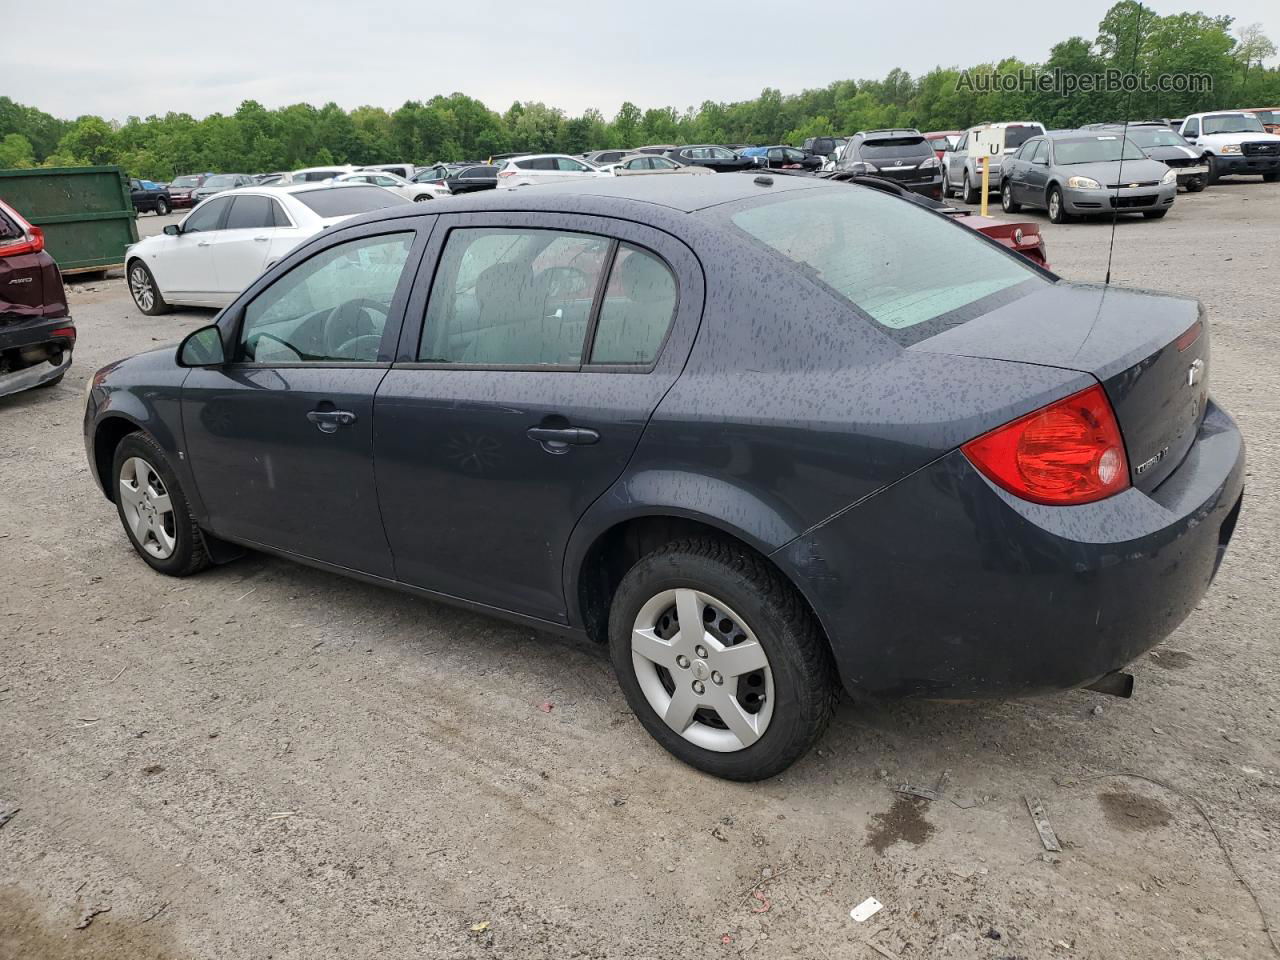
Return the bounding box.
[412,194,432,202]
[1264,172,1279,183]
[1185,176,1206,193]
[111,432,211,577]
[127,260,171,316]
[1205,155,1219,185]
[34,370,66,389]
[1001,180,1021,213]
[1047,186,1070,224]
[155,197,170,216]
[1143,209,1168,219]
[608,537,837,781]
[939,169,952,199]
[962,170,978,204]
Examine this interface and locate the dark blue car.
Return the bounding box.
[84,174,1244,780]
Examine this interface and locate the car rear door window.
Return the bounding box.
[590,244,677,365]
[182,197,231,233]
[269,200,292,227]
[224,194,275,230]
[238,232,414,364]
[419,227,610,366]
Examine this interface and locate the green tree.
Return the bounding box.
[0,133,36,168]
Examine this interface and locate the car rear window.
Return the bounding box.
[721,187,1044,344]
[294,186,412,217]
[1002,125,1043,149]
[171,176,200,188]
[858,137,932,160]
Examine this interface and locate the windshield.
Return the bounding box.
[721,187,1042,343]
[858,137,931,160]
[203,175,239,188]
[1053,136,1148,164]
[1002,125,1043,149]
[295,185,413,217]
[171,176,200,188]
[1122,127,1189,148]
[1202,113,1266,134]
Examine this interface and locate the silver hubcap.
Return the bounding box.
[631,588,775,753]
[1049,193,1060,218]
[130,266,155,311]
[118,457,177,559]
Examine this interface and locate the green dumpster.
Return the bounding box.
[0,165,138,275]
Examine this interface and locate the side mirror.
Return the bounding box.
[163,224,181,236]
[177,324,226,367]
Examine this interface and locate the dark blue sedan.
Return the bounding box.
[84,174,1244,780]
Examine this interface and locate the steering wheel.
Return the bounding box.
[322,298,390,359]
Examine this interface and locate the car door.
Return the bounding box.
[208,194,278,301]
[1003,141,1031,201]
[1181,117,1200,145]
[151,196,233,299]
[374,211,705,623]
[949,132,969,187]
[181,224,429,577]
[1022,139,1051,206]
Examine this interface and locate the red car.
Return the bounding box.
[164,173,212,209]
[953,212,1048,268]
[922,130,963,162]
[1,198,75,397]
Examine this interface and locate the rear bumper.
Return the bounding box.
[1062,182,1177,214]
[0,343,72,397]
[774,400,1244,699]
[1214,154,1280,174]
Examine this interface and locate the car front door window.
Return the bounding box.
[182,197,231,234]
[239,232,415,364]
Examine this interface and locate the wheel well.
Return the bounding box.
[94,417,141,501]
[575,515,827,649]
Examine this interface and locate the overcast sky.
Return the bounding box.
[7,0,1279,122]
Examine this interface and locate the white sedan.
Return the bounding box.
[334,171,450,202]
[125,184,412,314]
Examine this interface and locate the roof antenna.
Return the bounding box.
[1105,3,1147,286]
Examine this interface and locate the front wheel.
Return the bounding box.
[939,169,952,199]
[1047,186,1070,224]
[155,197,170,216]
[111,432,210,577]
[1184,176,1206,193]
[128,260,170,315]
[1264,171,1279,183]
[1205,155,1219,185]
[608,538,837,781]
[962,171,978,204]
[1001,180,1021,213]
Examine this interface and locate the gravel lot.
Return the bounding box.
[2,183,1278,960]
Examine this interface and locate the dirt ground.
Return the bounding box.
[2,184,1278,960]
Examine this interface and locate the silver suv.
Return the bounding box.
[942,122,1046,202]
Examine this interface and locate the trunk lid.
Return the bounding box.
[912,282,1208,493]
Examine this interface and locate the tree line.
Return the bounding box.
[2,1,1277,181]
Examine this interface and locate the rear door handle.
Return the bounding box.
[197,240,212,247]
[527,426,600,450]
[253,235,270,242]
[307,409,357,434]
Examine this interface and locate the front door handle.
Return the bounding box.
[197,240,212,247]
[253,235,270,242]
[307,409,357,434]
[527,425,600,451]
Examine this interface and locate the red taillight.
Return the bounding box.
[0,225,45,258]
[51,326,77,343]
[1175,320,1202,352]
[962,384,1129,505]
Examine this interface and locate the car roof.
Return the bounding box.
[505,153,583,162]
[339,170,828,226]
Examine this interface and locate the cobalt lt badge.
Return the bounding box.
[1187,358,1204,387]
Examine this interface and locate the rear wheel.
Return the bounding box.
[1047,186,1070,224]
[413,193,433,201]
[128,260,170,316]
[1001,180,1021,213]
[111,432,210,577]
[155,197,170,216]
[1143,209,1168,219]
[608,538,836,781]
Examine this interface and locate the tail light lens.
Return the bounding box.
[962,385,1129,505]
[0,224,45,258]
[497,169,516,178]
[51,326,77,343]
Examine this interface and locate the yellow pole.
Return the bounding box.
[980,155,990,217]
